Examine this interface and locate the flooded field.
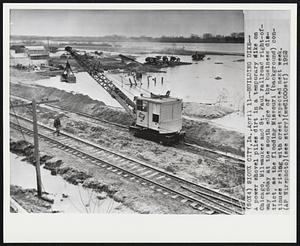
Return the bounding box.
[25,50,245,132]
[28,55,244,107]
[10,153,135,213]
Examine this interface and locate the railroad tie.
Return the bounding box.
[126,162,137,167]
[180,198,188,203]
[136,167,146,172]
[140,170,152,176]
[189,202,198,208]
[146,172,158,178]
[204,210,215,215]
[130,165,141,170]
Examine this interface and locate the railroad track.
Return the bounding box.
[10,95,245,164]
[10,114,245,215]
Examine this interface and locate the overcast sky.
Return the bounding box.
[10,10,244,37]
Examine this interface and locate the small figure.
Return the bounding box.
[53,116,61,136]
[153,77,157,86]
[129,78,133,87]
[147,75,151,88]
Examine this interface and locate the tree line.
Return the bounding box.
[11,32,244,44]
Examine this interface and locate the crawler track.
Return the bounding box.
[10,114,245,215]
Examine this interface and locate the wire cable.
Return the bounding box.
[10,99,27,141]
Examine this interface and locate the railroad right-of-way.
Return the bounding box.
[11,113,245,215]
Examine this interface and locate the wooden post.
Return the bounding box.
[11,98,59,198]
[31,99,42,197]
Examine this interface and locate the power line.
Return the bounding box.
[10,99,27,141]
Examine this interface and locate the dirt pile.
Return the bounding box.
[82,178,119,196]
[10,79,244,155]
[183,102,234,119]
[183,119,244,156]
[10,139,53,165]
[10,68,48,83]
[10,185,53,213]
[10,82,134,126]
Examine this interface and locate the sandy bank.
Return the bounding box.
[10,81,244,156]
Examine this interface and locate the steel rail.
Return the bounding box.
[10,112,245,211]
[10,117,244,215]
[10,94,245,163]
[11,121,232,215]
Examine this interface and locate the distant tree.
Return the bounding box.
[203,33,213,39]
[237,32,244,38]
[190,34,200,39]
[230,32,238,38]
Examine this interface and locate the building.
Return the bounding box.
[10,49,31,66]
[10,45,26,53]
[10,45,49,66]
[25,46,49,65]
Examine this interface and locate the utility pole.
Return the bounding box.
[10,98,59,197]
[32,99,42,197]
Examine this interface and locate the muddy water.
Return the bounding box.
[113,41,244,53]
[28,52,244,131]
[10,153,135,213]
[31,54,244,106]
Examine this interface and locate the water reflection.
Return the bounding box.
[10,153,134,213]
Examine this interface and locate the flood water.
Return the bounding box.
[25,42,245,132]
[32,55,244,107]
[10,153,135,213]
[48,40,244,54]
[113,41,244,53]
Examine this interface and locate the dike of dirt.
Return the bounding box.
[10,73,244,156]
[183,102,234,119]
[10,185,53,213]
[10,82,134,126]
[183,119,245,156]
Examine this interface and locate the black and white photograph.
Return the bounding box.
[8,9,246,214]
[3,3,297,244]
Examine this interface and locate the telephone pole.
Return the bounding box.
[11,98,59,197]
[32,99,42,197]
